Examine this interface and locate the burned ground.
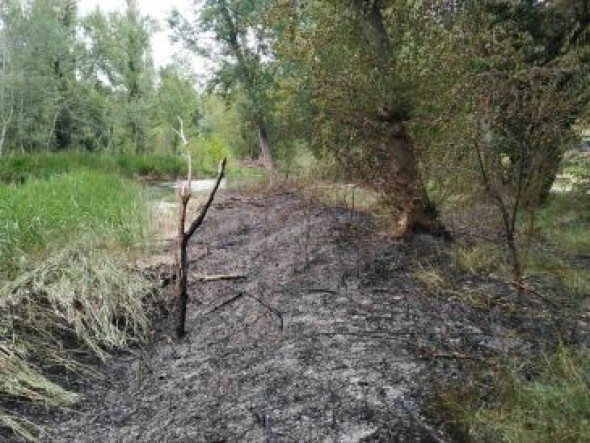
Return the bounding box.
[33,189,581,442]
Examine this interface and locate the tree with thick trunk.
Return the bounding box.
[348,0,446,237]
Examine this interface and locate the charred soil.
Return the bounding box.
[30,189,581,442]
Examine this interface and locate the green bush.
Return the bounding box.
[192,134,232,176]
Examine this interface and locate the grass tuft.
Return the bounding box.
[414,265,447,295]
[453,243,506,276]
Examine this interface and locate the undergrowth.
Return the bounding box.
[436,347,590,443]
[0,172,156,441]
[438,189,590,442]
[527,191,590,298]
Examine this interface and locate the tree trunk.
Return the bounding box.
[218,0,277,181]
[354,0,390,65]
[353,1,446,238]
[381,118,448,238]
[537,151,564,205]
[0,107,13,156]
[257,121,277,183]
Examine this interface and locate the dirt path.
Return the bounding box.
[38,189,577,442]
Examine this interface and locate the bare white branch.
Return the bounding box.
[174,116,192,198]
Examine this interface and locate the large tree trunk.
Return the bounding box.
[379,116,449,238]
[353,0,446,237]
[354,0,390,65]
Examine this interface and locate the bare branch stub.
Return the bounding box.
[175,158,227,338]
[173,113,227,338]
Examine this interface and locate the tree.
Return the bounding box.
[471,0,589,200]
[450,0,589,287]
[151,64,201,154]
[0,0,81,153]
[171,0,278,178]
[82,2,155,153]
[276,0,451,237]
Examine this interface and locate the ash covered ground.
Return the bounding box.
[36,190,581,442]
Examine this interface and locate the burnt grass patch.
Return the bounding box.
[31,190,581,442]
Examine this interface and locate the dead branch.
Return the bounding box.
[174,114,227,338]
[195,273,246,282]
[243,292,284,333]
[207,293,246,314]
[416,351,484,361]
[175,158,226,338]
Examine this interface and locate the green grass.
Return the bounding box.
[524,192,590,297]
[0,151,268,192]
[0,171,148,277]
[469,348,590,443]
[0,171,156,441]
[536,192,590,257]
[434,347,590,443]
[0,151,196,184]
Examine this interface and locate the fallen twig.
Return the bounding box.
[243,293,284,333]
[417,350,484,361]
[195,273,246,282]
[207,293,246,314]
[306,288,339,295]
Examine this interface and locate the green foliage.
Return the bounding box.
[171,0,284,167]
[197,94,254,160]
[0,0,174,156]
[0,0,80,152]
[150,65,201,154]
[193,134,231,176]
[81,4,156,153]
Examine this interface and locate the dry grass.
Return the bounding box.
[0,243,156,441]
[413,264,447,296]
[452,243,507,277]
